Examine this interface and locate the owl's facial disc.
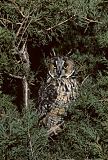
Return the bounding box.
[48,57,75,79]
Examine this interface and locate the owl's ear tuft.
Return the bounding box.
[52,48,56,57]
[50,48,60,58]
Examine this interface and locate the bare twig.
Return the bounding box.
[49,13,101,32]
[82,16,102,24]
[16,3,34,38]
[0,17,14,29]
[46,16,74,31]
[9,0,26,18]
[67,49,72,56]
[0,18,13,24]
[84,23,89,33]
[16,18,27,37]
[8,73,23,79]
[22,76,28,109]
[99,99,108,102]
[37,13,101,33]
[0,20,6,28]
[28,128,35,159]
[81,75,90,86]
[30,82,35,86]
[19,41,30,68]
[17,18,32,48]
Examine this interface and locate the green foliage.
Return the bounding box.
[97,31,108,47]
[0,95,48,160]
[0,0,108,159]
[0,27,22,74]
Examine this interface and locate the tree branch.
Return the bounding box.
[46,16,74,31]
[8,73,23,79]
[99,99,108,102]
[28,128,35,159]
[22,76,28,109]
[0,20,7,28]
[9,0,26,18]
[16,18,27,37]
[38,14,101,33]
[17,18,32,48]
[82,16,102,24]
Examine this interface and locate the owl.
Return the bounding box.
[38,56,78,136]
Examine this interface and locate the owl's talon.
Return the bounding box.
[47,122,64,136]
[47,125,61,136]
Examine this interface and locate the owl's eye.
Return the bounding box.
[53,64,57,69]
[64,63,68,69]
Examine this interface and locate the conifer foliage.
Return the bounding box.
[0,0,108,159]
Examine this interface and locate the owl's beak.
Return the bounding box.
[57,70,62,78]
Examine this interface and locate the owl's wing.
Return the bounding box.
[38,82,57,118]
[70,78,79,100]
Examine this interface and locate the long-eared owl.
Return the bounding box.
[38,56,78,136]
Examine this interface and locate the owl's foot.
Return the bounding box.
[47,122,64,136]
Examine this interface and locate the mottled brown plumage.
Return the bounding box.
[38,56,78,135]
